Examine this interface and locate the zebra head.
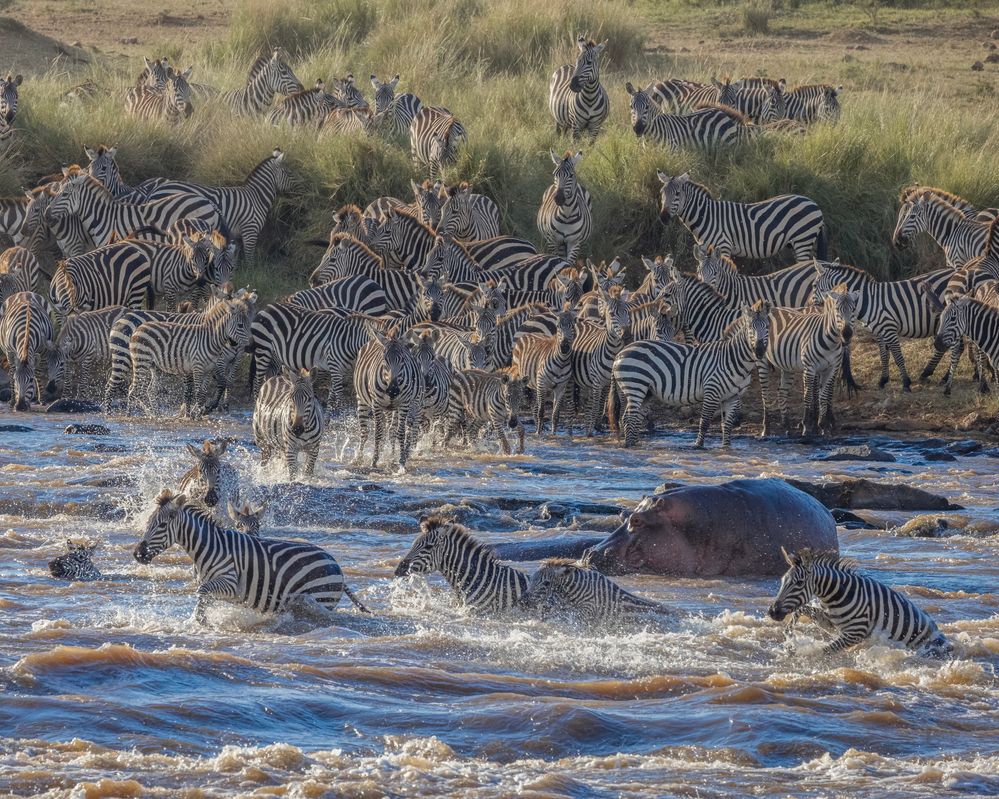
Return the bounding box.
[183,439,230,508]
[695,247,734,291]
[818,85,842,122]
[83,145,120,193]
[394,515,455,577]
[809,260,850,307]
[165,66,195,119]
[411,179,443,230]
[549,150,583,207]
[597,284,632,342]
[138,57,170,92]
[625,82,655,135]
[457,332,489,370]
[759,81,789,123]
[477,279,509,316]
[206,241,239,288]
[931,294,970,354]
[0,72,23,124]
[438,182,473,237]
[331,74,368,109]
[370,74,399,114]
[44,317,76,400]
[554,269,584,307]
[471,296,499,343]
[641,255,679,294]
[555,302,578,355]
[569,37,606,92]
[46,173,89,219]
[369,326,412,400]
[713,76,738,107]
[265,148,293,193]
[415,273,445,322]
[891,198,924,249]
[408,328,439,372]
[500,372,527,428]
[49,540,102,581]
[285,368,318,436]
[740,300,771,359]
[657,172,697,221]
[822,284,859,344]
[264,48,304,96]
[517,558,581,614]
[331,205,367,241]
[220,300,252,350]
[11,356,37,411]
[653,299,679,343]
[228,500,266,536]
[134,489,190,563]
[768,547,815,621]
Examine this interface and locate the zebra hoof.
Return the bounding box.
[902,382,912,393]
[878,376,889,389]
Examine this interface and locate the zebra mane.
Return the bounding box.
[987,216,999,257]
[795,548,858,573]
[898,184,972,209]
[540,556,594,570]
[244,53,272,83]
[919,193,972,222]
[441,234,474,260]
[335,203,363,216]
[328,232,382,262]
[817,260,869,279]
[423,516,503,564]
[694,103,754,125]
[739,76,783,88]
[790,83,837,93]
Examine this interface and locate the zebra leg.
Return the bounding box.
[876,340,891,389]
[778,370,793,435]
[354,405,371,465]
[919,346,946,382]
[884,332,912,392]
[695,391,720,448]
[304,442,320,477]
[551,382,569,436]
[285,444,300,482]
[942,340,963,395]
[972,343,991,394]
[818,369,837,434]
[821,623,871,655]
[801,368,819,437]
[720,398,741,448]
[194,573,239,625]
[534,389,546,437]
[371,409,385,469]
[759,363,775,438]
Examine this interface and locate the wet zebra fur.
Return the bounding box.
[513,304,578,435]
[47,305,127,400]
[253,368,326,479]
[443,367,526,455]
[394,516,528,612]
[0,291,56,411]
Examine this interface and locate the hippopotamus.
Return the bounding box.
[586,478,838,577]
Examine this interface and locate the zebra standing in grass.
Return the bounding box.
[139,149,291,260]
[695,247,818,308]
[134,490,368,624]
[268,79,338,126]
[443,368,526,455]
[513,303,578,435]
[569,284,631,437]
[223,49,304,116]
[893,194,990,268]
[47,305,126,400]
[438,182,500,241]
[409,106,467,178]
[254,368,326,480]
[784,84,842,124]
[322,107,375,136]
[369,74,423,138]
[811,261,954,392]
[659,172,828,261]
[126,66,195,123]
[1,291,56,411]
[517,556,669,621]
[0,73,22,125]
[626,84,755,150]
[178,439,243,520]
[352,325,423,469]
[769,548,950,656]
[760,288,858,437]
[609,301,771,448]
[719,77,788,123]
[127,298,252,417]
[394,516,528,612]
[646,77,719,113]
[537,150,592,264]
[46,172,221,250]
[549,36,609,138]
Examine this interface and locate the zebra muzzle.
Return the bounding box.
[393,560,411,577]
[841,325,854,342]
[204,488,219,507]
[554,190,566,206]
[767,603,788,622]
[633,119,646,136]
[133,541,153,564]
[569,77,582,92]
[933,335,950,354]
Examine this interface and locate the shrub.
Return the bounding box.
[742,3,771,34]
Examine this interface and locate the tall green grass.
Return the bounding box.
[2,0,998,299]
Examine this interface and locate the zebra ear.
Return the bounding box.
[180,66,193,79]
[369,74,380,89]
[641,256,655,272]
[781,546,794,567]
[550,149,561,166]
[390,74,400,88]
[625,82,636,95]
[834,85,843,95]
[571,151,583,166]
[24,189,34,201]
[812,260,824,276]
[656,170,669,185]
[215,439,229,456]
[13,74,22,86]
[577,36,587,51]
[777,78,787,91]
[84,146,97,160]
[677,172,690,182]
[410,179,421,197]
[272,149,284,161]
[596,39,608,52]
[227,500,238,519]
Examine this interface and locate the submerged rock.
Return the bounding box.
[787,478,960,511]
[891,513,999,538]
[45,399,103,414]
[816,445,896,463]
[0,423,32,433]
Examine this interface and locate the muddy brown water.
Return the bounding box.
[0,413,997,798]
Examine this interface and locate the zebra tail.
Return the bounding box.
[247,347,257,392]
[343,584,372,614]
[840,344,861,396]
[816,225,829,261]
[607,375,622,437]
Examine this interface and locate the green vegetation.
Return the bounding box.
[1,0,998,300]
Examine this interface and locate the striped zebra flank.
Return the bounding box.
[517,556,669,622]
[49,242,156,318]
[134,490,367,624]
[438,182,500,241]
[760,287,858,437]
[537,149,592,264]
[645,77,718,113]
[627,83,755,150]
[0,193,30,244]
[352,325,424,469]
[422,233,568,292]
[463,236,539,272]
[443,367,526,455]
[253,368,326,479]
[769,548,950,656]
[0,290,56,410]
[784,84,842,124]
[222,49,304,116]
[0,246,40,294]
[893,193,990,268]
[718,77,788,124]
[409,106,467,178]
[512,303,578,435]
[659,172,827,261]
[548,36,610,138]
[659,275,742,344]
[268,79,338,127]
[695,246,819,308]
[288,274,388,316]
[47,305,126,400]
[322,106,375,136]
[932,296,999,393]
[369,74,423,138]
[394,515,528,612]
[609,300,770,448]
[126,66,194,123]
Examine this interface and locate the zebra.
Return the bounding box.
[46,173,221,250]
[49,541,102,581]
[178,438,243,521]
[369,74,423,138]
[631,297,680,343]
[409,106,467,178]
[367,206,439,270]
[719,77,788,124]
[438,182,500,241]
[268,79,338,126]
[134,57,171,92]
[84,145,144,200]
[47,305,126,400]
[288,274,388,316]
[134,489,368,624]
[321,106,375,136]
[696,247,818,308]
[549,36,609,138]
[137,149,291,260]
[464,236,539,272]
[569,284,631,436]
[394,515,528,612]
[307,235,423,312]
[410,179,444,229]
[898,185,984,220]
[634,255,680,299]
[893,193,990,269]
[352,325,423,469]
[330,205,369,241]
[760,288,859,437]
[421,233,568,293]
[784,84,842,124]
[407,328,453,438]
[626,84,755,150]
[537,150,592,264]
[20,178,95,257]
[48,242,156,318]
[0,73,23,125]
[517,555,669,622]
[254,368,326,479]
[659,275,742,344]
[811,261,954,392]
[222,49,304,116]
[0,193,30,243]
[609,301,771,448]
[126,66,195,123]
[443,368,526,455]
[929,295,999,395]
[1,291,56,410]
[127,297,252,417]
[227,501,266,536]
[769,548,950,656]
[645,77,718,113]
[660,172,827,261]
[512,303,578,435]
[248,303,370,410]
[0,246,40,293]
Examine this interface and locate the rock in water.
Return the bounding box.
[0,424,32,433]
[45,399,103,414]
[816,445,896,462]
[65,424,111,436]
[787,478,960,510]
